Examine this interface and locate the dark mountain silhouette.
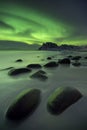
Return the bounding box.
[38,42,82,51]
[39,42,58,50]
[0,41,40,50]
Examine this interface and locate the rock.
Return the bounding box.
[58,58,71,64]
[84,56,87,59]
[8,68,31,76]
[71,56,81,61]
[30,70,48,81]
[47,57,52,60]
[27,64,42,69]
[41,59,44,61]
[47,87,82,115]
[72,62,81,67]
[15,59,23,62]
[37,70,46,74]
[44,61,58,68]
[6,89,41,120]
[67,55,73,59]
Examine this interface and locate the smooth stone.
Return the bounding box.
[44,61,58,68]
[37,70,46,74]
[84,56,87,59]
[72,62,81,67]
[71,56,81,60]
[15,59,23,62]
[6,89,41,120]
[47,57,52,60]
[30,70,48,81]
[58,58,71,64]
[27,64,42,69]
[41,59,44,61]
[8,68,31,76]
[67,55,73,58]
[47,87,82,115]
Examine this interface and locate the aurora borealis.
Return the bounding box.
[0,0,87,45]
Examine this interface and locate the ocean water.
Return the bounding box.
[0,50,87,130]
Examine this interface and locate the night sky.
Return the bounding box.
[0,0,87,45]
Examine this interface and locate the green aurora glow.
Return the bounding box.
[0,2,87,45]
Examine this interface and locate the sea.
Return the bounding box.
[0,50,87,130]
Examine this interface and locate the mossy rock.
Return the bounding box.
[27,64,42,69]
[6,89,41,120]
[58,58,71,64]
[84,56,87,59]
[47,87,82,115]
[44,61,58,68]
[30,70,48,81]
[71,56,81,61]
[47,57,52,60]
[8,68,31,76]
[72,62,81,67]
[15,59,23,62]
[67,55,73,58]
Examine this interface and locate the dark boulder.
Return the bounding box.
[37,70,46,74]
[71,56,81,61]
[15,59,23,62]
[8,68,31,76]
[72,62,81,67]
[41,59,44,61]
[47,87,82,115]
[27,64,42,69]
[6,89,41,120]
[67,55,73,59]
[30,70,48,81]
[84,56,87,59]
[58,58,71,64]
[47,57,52,60]
[44,61,58,68]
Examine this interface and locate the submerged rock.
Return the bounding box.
[30,70,48,81]
[41,59,44,61]
[67,55,73,58]
[58,58,71,64]
[8,68,31,76]
[47,57,52,60]
[47,87,82,115]
[6,89,41,120]
[72,62,81,67]
[15,59,23,62]
[71,56,81,61]
[37,70,46,74]
[27,64,42,69]
[44,61,58,68]
[84,56,87,59]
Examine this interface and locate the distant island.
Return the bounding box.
[38,42,87,51]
